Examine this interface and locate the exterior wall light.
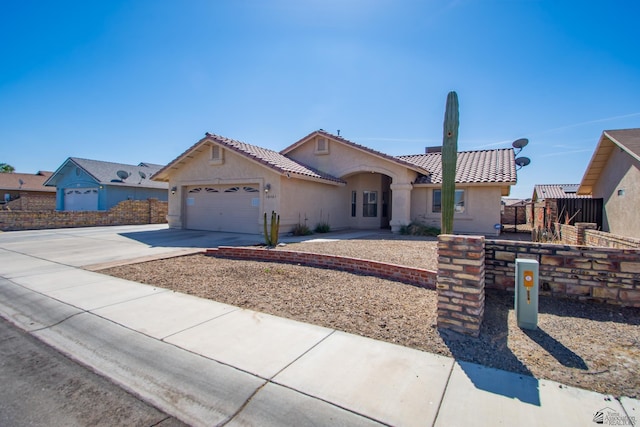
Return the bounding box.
[264,183,271,193]
[171,186,177,195]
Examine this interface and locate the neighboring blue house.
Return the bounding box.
[44,158,168,211]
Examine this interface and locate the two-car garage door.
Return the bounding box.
[185,184,260,233]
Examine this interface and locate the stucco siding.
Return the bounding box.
[166,145,279,229]
[279,178,348,232]
[592,148,640,238]
[411,185,503,236]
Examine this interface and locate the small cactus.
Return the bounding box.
[441,91,459,235]
[263,211,280,246]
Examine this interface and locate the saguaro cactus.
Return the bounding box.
[441,91,459,235]
[263,211,280,246]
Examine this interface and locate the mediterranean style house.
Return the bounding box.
[152,130,518,236]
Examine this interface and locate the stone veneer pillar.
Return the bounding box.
[575,222,597,246]
[436,235,485,337]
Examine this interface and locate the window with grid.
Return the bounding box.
[432,189,465,213]
[363,191,378,217]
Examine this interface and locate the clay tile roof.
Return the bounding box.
[153,133,345,185]
[281,129,430,174]
[398,149,517,184]
[534,184,591,199]
[0,171,56,192]
[210,133,345,184]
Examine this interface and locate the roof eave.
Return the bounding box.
[286,172,346,186]
[152,136,211,182]
[577,132,612,195]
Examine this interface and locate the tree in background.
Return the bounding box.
[0,163,15,173]
[440,91,459,235]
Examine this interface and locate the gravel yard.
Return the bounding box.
[101,234,640,398]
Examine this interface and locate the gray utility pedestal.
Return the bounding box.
[515,258,539,330]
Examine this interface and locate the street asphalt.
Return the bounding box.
[0,224,637,426]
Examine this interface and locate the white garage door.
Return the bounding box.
[64,188,99,211]
[185,185,261,233]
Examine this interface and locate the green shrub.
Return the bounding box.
[291,223,313,236]
[399,222,440,236]
[314,222,331,233]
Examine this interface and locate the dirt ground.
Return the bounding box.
[101,237,640,399]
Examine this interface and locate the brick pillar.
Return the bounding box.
[436,235,485,337]
[575,222,597,246]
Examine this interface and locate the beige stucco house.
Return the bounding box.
[578,128,640,239]
[153,130,517,236]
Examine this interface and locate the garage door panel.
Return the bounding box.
[185,185,260,233]
[64,188,99,211]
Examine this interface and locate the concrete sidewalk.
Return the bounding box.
[0,225,637,426]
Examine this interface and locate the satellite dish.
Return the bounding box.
[139,171,146,179]
[116,170,130,180]
[515,157,531,169]
[512,138,529,149]
[512,138,529,155]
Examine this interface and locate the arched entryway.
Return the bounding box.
[342,171,393,230]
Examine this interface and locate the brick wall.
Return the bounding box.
[485,239,640,307]
[0,199,167,231]
[585,229,640,249]
[436,235,485,337]
[205,246,437,289]
[559,223,640,249]
[2,193,56,211]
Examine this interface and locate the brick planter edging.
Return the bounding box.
[205,246,437,289]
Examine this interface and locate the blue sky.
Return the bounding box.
[1,0,638,199]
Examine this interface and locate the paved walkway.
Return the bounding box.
[0,225,637,426]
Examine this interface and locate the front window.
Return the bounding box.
[363,191,378,217]
[432,189,465,213]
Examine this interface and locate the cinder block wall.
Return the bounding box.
[0,199,168,231]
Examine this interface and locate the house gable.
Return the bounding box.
[578,128,640,195]
[153,133,345,186]
[281,130,428,182]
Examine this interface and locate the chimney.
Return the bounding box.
[426,146,442,153]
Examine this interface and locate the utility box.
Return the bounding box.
[515,258,539,330]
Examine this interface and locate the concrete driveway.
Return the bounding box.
[0,224,264,269]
